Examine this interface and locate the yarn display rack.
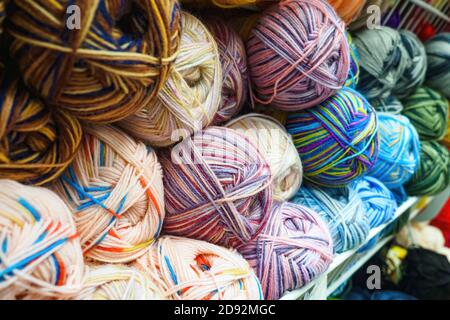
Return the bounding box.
[281,195,436,300]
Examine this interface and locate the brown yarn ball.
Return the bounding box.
[7,0,181,123]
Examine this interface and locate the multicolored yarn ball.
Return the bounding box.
[118,12,221,147]
[286,87,379,188]
[7,0,181,123]
[405,141,450,197]
[160,126,272,248]
[238,202,333,300]
[134,236,263,300]
[53,125,165,263]
[246,0,350,111]
[292,185,370,254]
[327,0,365,24]
[226,114,302,201]
[370,96,403,115]
[0,69,82,186]
[0,179,84,300]
[425,33,450,98]
[354,27,408,99]
[204,17,248,125]
[369,113,420,189]
[393,31,427,99]
[350,176,397,229]
[345,33,360,89]
[74,264,163,300]
[401,87,449,141]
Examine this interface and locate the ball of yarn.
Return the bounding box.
[74,264,163,300]
[425,33,450,98]
[350,176,397,229]
[0,70,82,186]
[286,87,379,187]
[134,236,263,300]
[393,31,427,99]
[370,96,403,114]
[327,0,365,24]
[402,87,449,141]
[160,126,272,248]
[293,185,370,254]
[226,114,302,201]
[354,27,408,99]
[397,223,448,256]
[369,113,420,189]
[238,202,333,300]
[0,179,84,300]
[345,33,360,89]
[204,17,248,125]
[405,141,450,196]
[246,0,350,111]
[52,125,165,263]
[118,12,221,147]
[7,0,181,123]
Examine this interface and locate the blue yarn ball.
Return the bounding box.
[292,185,370,254]
[369,113,421,189]
[350,176,397,229]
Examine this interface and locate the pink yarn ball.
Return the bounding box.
[246,0,350,111]
[238,201,333,300]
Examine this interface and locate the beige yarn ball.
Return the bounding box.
[226,113,303,201]
[73,264,164,300]
[0,179,84,300]
[119,12,222,147]
[52,125,165,264]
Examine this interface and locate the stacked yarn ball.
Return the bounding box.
[53,125,165,263]
[135,236,263,300]
[118,12,221,147]
[160,126,272,248]
[0,179,84,300]
[293,185,370,254]
[425,33,450,98]
[402,87,449,141]
[226,114,302,201]
[370,96,403,114]
[286,87,379,187]
[204,17,248,125]
[74,264,163,300]
[405,141,450,196]
[350,176,397,229]
[0,70,82,186]
[246,0,350,111]
[7,0,181,123]
[369,113,420,189]
[238,202,333,300]
[354,27,408,99]
[393,31,427,99]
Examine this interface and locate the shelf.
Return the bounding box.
[280,196,435,300]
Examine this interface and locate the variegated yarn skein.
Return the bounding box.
[425,33,450,98]
[226,113,302,201]
[160,126,272,248]
[204,17,248,125]
[7,0,181,123]
[74,264,163,300]
[238,202,333,300]
[246,0,350,111]
[0,180,84,300]
[53,125,165,263]
[134,236,263,300]
[293,185,370,254]
[0,68,82,186]
[369,113,420,189]
[119,12,221,147]
[354,27,408,99]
